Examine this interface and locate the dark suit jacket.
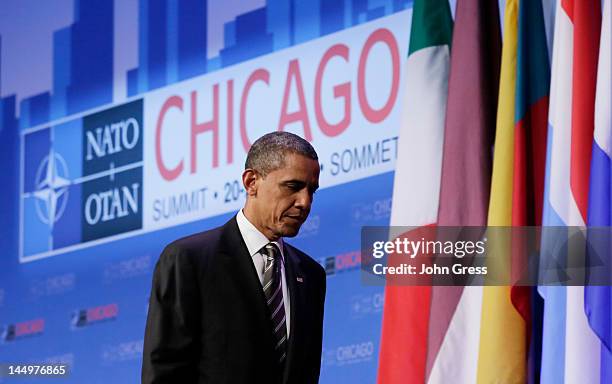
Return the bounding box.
[142,216,326,384]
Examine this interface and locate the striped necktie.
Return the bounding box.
[262,243,287,366]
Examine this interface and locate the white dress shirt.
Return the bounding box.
[236,209,290,336]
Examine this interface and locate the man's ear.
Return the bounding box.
[242,169,259,197]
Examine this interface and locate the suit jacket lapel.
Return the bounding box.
[221,216,305,383]
[220,217,272,347]
[282,244,305,384]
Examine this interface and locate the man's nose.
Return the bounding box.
[294,188,312,208]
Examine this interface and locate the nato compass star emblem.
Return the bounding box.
[33,148,71,227]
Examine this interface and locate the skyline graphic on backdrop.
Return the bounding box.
[0,0,412,133]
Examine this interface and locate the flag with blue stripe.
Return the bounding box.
[586,0,612,382]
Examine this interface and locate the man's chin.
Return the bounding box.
[279,224,302,238]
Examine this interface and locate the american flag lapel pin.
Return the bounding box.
[296,277,303,283]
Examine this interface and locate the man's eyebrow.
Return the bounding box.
[282,180,318,191]
[282,179,306,184]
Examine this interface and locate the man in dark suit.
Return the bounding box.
[142,132,326,384]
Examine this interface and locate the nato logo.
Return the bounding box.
[21,99,143,261]
[33,150,70,225]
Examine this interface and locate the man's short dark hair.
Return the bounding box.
[245,131,318,176]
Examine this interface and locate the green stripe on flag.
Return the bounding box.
[408,0,453,56]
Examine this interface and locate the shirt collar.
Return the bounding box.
[236,209,284,259]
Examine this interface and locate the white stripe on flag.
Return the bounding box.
[594,0,611,156]
[427,286,483,384]
[540,4,574,383]
[547,6,583,227]
[390,45,449,228]
[565,286,600,383]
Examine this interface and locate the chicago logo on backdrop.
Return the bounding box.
[42,353,74,367]
[20,100,143,261]
[102,339,143,363]
[30,273,76,298]
[71,303,119,328]
[0,318,45,343]
[319,250,361,276]
[103,254,152,283]
[322,341,375,366]
[295,215,320,239]
[350,198,392,225]
[350,292,384,318]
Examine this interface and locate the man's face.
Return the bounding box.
[244,153,320,240]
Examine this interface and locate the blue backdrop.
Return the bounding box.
[0,1,413,382]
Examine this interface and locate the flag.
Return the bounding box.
[480,0,523,382]
[482,0,550,382]
[425,0,500,382]
[377,0,452,382]
[539,0,602,383]
[586,0,612,382]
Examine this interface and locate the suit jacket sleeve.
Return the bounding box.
[142,243,201,384]
[312,265,327,383]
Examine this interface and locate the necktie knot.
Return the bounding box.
[264,243,281,264]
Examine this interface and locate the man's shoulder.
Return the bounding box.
[158,217,237,265]
[166,225,225,252]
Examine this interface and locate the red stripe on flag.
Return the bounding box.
[512,96,549,227]
[510,96,549,349]
[570,0,601,221]
[562,0,574,21]
[378,226,435,384]
[378,285,431,384]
